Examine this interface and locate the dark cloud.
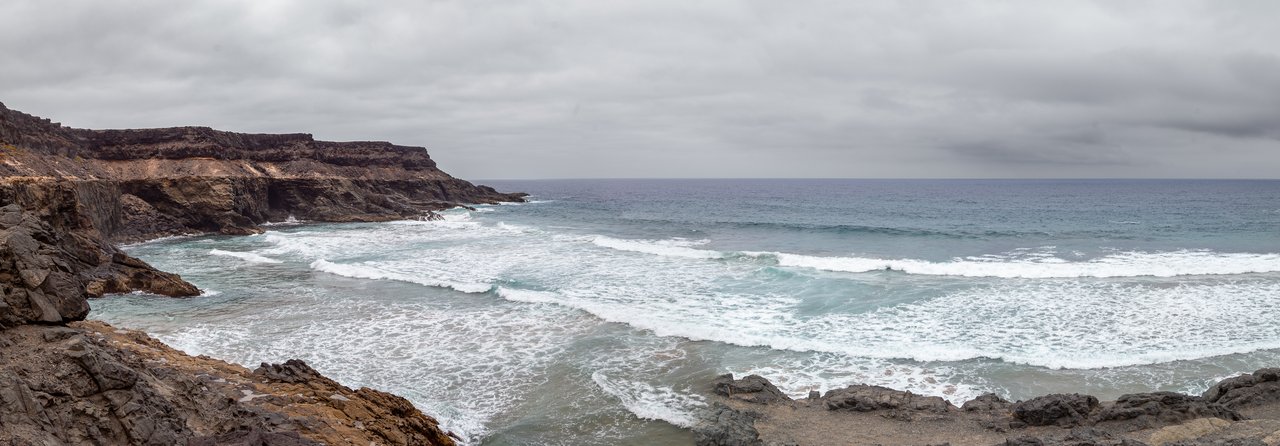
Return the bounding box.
[1,0,1277,179]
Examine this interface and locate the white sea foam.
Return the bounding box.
[758,250,1280,278]
[260,215,303,226]
[107,213,1280,443]
[310,259,492,294]
[591,372,707,428]
[591,236,725,259]
[119,233,201,249]
[588,236,1280,278]
[269,221,1280,372]
[151,297,598,444]
[209,249,284,264]
[727,357,989,405]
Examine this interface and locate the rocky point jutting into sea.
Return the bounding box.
[5,101,1280,446]
[0,101,521,445]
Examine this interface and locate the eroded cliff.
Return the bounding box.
[1,101,516,445]
[0,100,524,243]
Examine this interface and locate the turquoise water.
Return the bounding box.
[91,179,1280,445]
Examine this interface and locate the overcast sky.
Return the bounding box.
[2,1,1277,179]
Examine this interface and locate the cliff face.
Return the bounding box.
[0,101,511,444]
[0,101,524,243]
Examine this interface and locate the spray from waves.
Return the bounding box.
[591,372,707,428]
[586,236,1280,278]
[209,249,284,264]
[259,216,303,227]
[310,259,493,294]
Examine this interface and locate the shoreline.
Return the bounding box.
[695,372,1280,445]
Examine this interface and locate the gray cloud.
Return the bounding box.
[1,0,1277,179]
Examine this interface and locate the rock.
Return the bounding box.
[1011,393,1100,427]
[1,103,525,245]
[1154,419,1280,446]
[1148,418,1235,446]
[253,359,328,385]
[0,321,456,446]
[693,403,763,446]
[1203,369,1280,409]
[1,203,199,328]
[712,374,791,404]
[965,393,1013,413]
[1005,427,1149,446]
[189,429,320,446]
[1096,392,1241,428]
[823,384,957,420]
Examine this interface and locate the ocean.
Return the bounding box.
[90,179,1280,445]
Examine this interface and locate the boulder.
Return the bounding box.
[712,374,792,404]
[1096,392,1241,428]
[693,403,763,446]
[1203,369,1280,410]
[964,393,1013,413]
[823,384,957,420]
[1012,394,1100,427]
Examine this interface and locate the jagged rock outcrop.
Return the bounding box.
[1,101,514,445]
[823,384,957,421]
[0,321,456,445]
[0,101,521,317]
[1096,393,1241,429]
[1,204,197,328]
[1203,369,1280,410]
[712,374,792,405]
[1012,394,1101,427]
[0,101,525,244]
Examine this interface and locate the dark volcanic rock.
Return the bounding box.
[965,393,1014,413]
[1,204,197,328]
[253,359,329,384]
[713,374,792,404]
[1012,394,1100,427]
[693,403,763,446]
[1095,392,1241,428]
[1203,369,1280,409]
[824,384,957,420]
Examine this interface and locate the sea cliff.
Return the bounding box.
[1,101,521,444]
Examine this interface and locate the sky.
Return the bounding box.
[2,1,1277,179]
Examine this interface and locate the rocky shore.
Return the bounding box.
[1,101,523,444]
[697,372,1280,446]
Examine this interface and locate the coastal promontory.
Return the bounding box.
[1,101,521,444]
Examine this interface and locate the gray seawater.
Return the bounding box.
[91,179,1280,445]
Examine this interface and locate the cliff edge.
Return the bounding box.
[1,101,519,445]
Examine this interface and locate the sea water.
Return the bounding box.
[91,179,1280,445]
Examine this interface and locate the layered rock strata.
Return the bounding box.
[1,102,521,444]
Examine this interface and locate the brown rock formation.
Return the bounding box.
[0,101,525,244]
[0,321,456,445]
[1,101,514,444]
